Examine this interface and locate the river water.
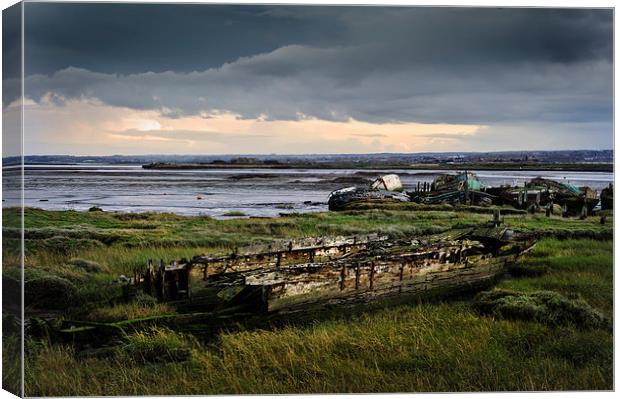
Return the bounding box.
[1,164,613,218]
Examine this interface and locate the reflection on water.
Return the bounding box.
[2,164,614,218]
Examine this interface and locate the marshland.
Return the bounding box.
[2,195,614,394]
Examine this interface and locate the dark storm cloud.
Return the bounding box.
[23,5,612,74]
[23,3,345,75]
[16,4,614,128]
[2,3,22,108]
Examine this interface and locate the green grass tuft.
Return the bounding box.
[473,289,609,329]
[68,258,109,273]
[119,327,193,364]
[222,211,247,217]
[25,276,78,310]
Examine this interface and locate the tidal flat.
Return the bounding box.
[1,205,614,394]
[2,164,613,217]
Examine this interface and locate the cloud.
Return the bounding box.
[20,97,491,155]
[22,6,612,76]
[19,52,612,127]
[16,6,612,125]
[9,5,613,153]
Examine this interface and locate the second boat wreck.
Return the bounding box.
[409,171,496,206]
[328,171,603,216]
[328,174,409,211]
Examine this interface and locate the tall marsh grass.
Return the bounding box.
[9,207,613,395]
[25,301,612,395]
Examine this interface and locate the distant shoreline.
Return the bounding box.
[141,162,613,173]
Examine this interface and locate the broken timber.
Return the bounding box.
[191,234,389,278]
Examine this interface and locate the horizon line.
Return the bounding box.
[4,148,614,159]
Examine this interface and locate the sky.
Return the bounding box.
[2,3,614,155]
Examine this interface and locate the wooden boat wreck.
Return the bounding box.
[328,174,409,211]
[486,177,599,215]
[57,223,536,345]
[135,225,536,315]
[409,171,495,206]
[326,171,600,216]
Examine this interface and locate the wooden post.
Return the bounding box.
[580,202,588,219]
[369,262,375,290]
[260,286,270,313]
[355,263,360,290]
[464,171,469,205]
[144,259,153,295]
[493,209,501,227]
[187,264,192,299]
[549,199,554,215]
[339,265,346,291]
[159,259,166,301]
[154,259,164,301]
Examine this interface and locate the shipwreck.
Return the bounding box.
[132,224,536,315]
[486,177,599,216]
[58,223,537,345]
[328,171,601,215]
[328,174,409,211]
[409,171,495,206]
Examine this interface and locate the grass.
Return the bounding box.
[2,207,612,394]
[2,316,22,397]
[222,211,247,217]
[496,239,613,316]
[473,289,609,329]
[83,297,174,323]
[25,300,613,395]
[4,206,612,277]
[118,327,194,364]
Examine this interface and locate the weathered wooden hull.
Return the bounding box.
[186,228,535,314]
[259,253,516,313]
[409,189,494,206]
[327,187,410,211]
[58,227,535,345]
[486,188,599,215]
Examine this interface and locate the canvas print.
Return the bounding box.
[1,1,614,396]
